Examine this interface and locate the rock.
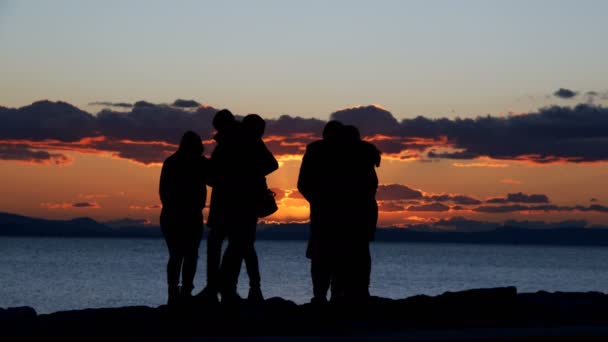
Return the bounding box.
[0,306,37,337]
[2,288,608,340]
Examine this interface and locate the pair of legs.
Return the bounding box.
[160,210,203,304]
[205,218,261,299]
[310,241,371,303]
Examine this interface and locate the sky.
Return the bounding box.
[1,1,608,229]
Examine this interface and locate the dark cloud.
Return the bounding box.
[265,115,325,136]
[486,192,549,204]
[554,88,578,99]
[0,100,96,142]
[425,194,482,205]
[591,198,599,202]
[377,184,423,201]
[473,204,608,213]
[0,144,72,165]
[172,99,201,108]
[410,217,598,232]
[451,195,483,205]
[129,204,161,210]
[574,204,608,213]
[406,202,450,212]
[378,202,405,212]
[402,104,608,163]
[133,100,156,108]
[72,202,100,208]
[330,105,399,136]
[474,204,537,213]
[89,101,133,108]
[3,100,608,165]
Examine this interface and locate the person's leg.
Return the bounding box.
[245,248,261,289]
[219,237,245,301]
[205,226,225,293]
[161,215,182,305]
[344,241,371,301]
[181,227,203,297]
[311,257,331,302]
[166,253,182,303]
[350,241,371,300]
[220,217,258,302]
[244,227,263,301]
[361,242,371,298]
[330,255,345,302]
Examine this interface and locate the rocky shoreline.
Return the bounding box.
[3,287,608,341]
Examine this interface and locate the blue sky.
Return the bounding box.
[1,0,608,118]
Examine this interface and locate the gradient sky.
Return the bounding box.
[2,0,608,117]
[1,1,608,228]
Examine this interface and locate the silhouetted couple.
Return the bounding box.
[159,109,278,305]
[298,121,381,303]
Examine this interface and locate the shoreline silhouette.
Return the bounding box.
[3,287,608,341]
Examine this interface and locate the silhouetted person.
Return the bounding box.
[241,113,279,301]
[204,109,278,303]
[159,131,209,305]
[297,120,345,303]
[198,109,236,302]
[335,125,380,301]
[298,122,380,303]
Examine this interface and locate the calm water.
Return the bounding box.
[1,237,608,313]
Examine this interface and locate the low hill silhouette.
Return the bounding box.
[3,212,608,246]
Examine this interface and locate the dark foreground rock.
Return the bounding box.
[3,287,608,341]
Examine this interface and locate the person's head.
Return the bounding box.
[179,131,204,155]
[213,109,236,132]
[323,120,343,141]
[243,114,266,138]
[342,125,361,141]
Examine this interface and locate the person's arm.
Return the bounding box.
[297,145,315,202]
[158,161,170,207]
[257,140,279,176]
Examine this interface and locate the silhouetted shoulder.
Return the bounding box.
[306,139,326,150]
[361,140,381,167]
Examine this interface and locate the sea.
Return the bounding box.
[1,237,608,314]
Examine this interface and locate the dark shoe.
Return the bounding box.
[310,296,328,305]
[247,287,264,303]
[221,290,243,305]
[195,286,219,303]
[180,286,194,304]
[167,285,180,306]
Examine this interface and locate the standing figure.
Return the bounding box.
[242,113,279,301]
[297,121,345,303]
[204,109,278,303]
[337,125,380,300]
[298,121,381,303]
[159,131,209,305]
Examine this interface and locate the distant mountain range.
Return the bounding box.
[2,212,608,246]
[0,212,160,238]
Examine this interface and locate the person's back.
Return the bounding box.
[160,151,207,212]
[298,121,348,303]
[333,125,380,301]
[159,131,209,305]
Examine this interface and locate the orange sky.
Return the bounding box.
[1,146,606,227]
